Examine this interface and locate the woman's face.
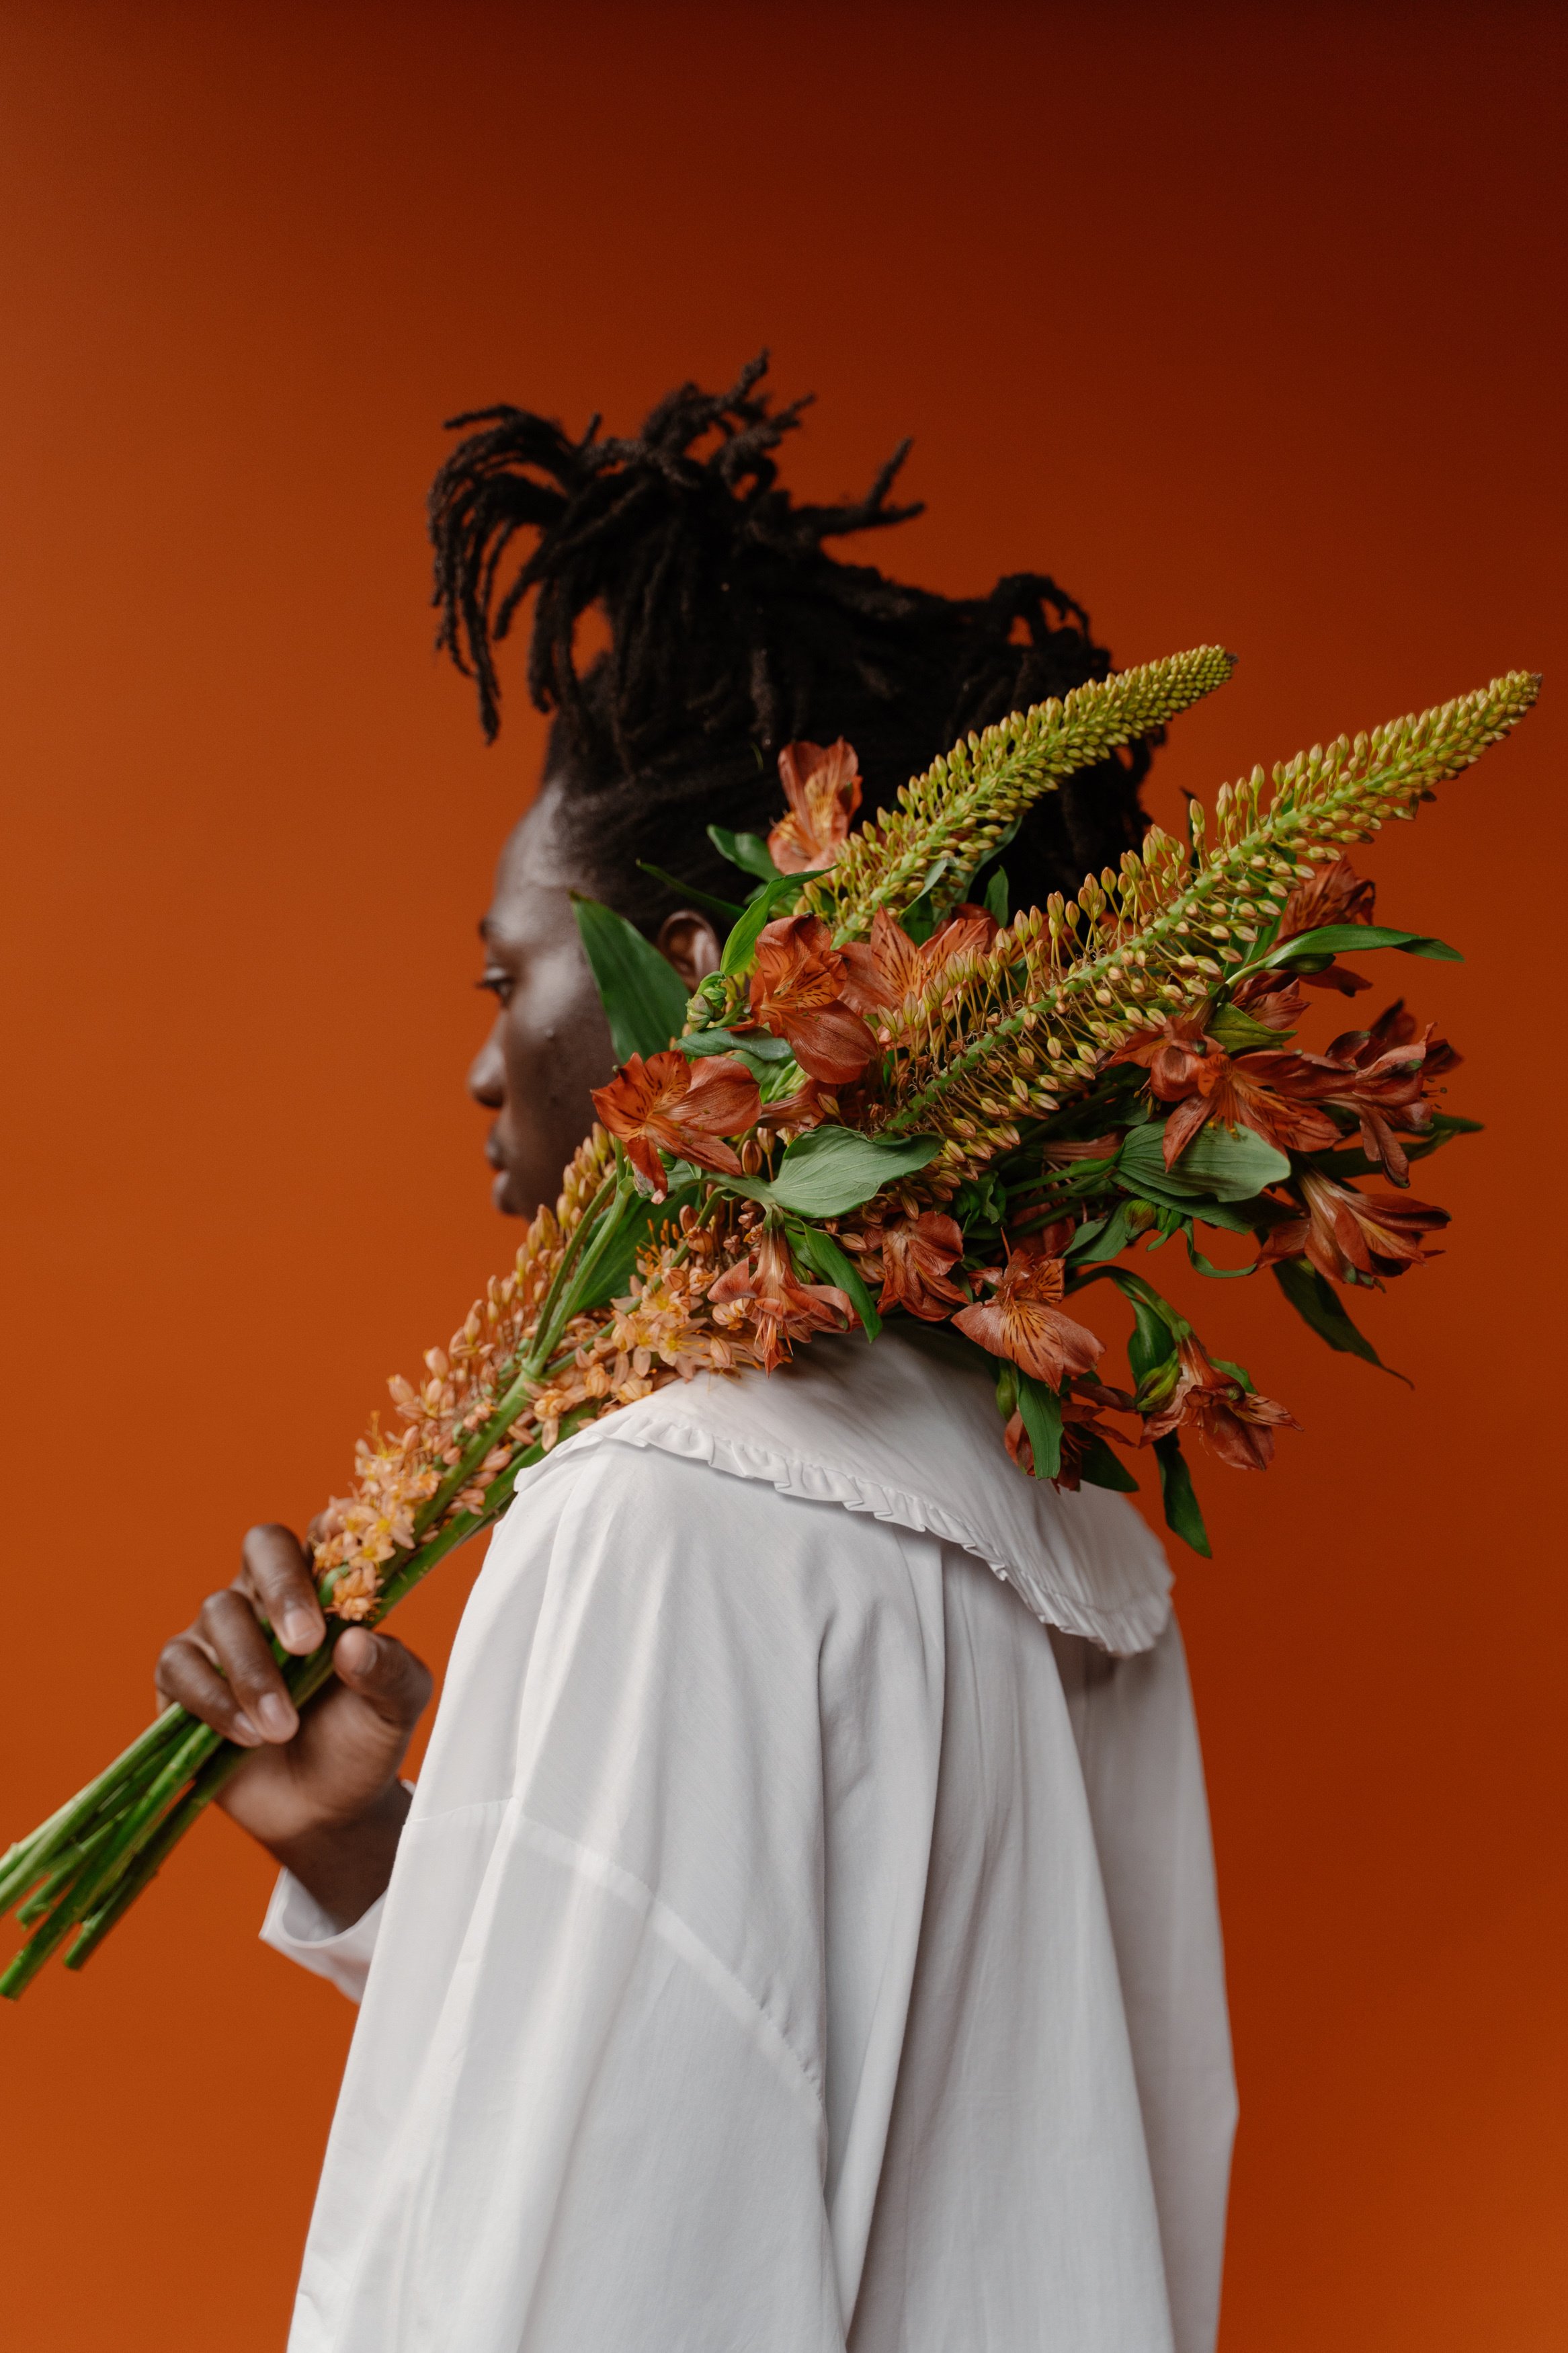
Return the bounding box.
[468,781,718,1218]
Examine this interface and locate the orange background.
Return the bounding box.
[1,4,1564,2344]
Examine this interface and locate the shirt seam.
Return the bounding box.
[403,1796,827,2125]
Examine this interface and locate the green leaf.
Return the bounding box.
[571,894,692,1064]
[789,1222,882,1339]
[1069,1263,1189,1382]
[900,859,952,946]
[983,864,1010,923]
[953,1170,1009,1232]
[1154,1434,1212,1556]
[934,815,1022,924]
[1118,1117,1291,1202]
[1249,922,1462,975]
[636,862,747,926]
[1208,1000,1288,1051]
[764,1127,942,1218]
[678,1026,794,1068]
[1181,1228,1255,1277]
[708,825,782,883]
[720,873,802,978]
[1076,1434,1140,1493]
[1126,1291,1178,1384]
[1017,1373,1063,1480]
[1271,1256,1409,1382]
[1068,1199,1149,1263]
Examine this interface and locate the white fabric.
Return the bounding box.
[265,1328,1235,2353]
[567,1320,1173,1656]
[262,1872,383,2003]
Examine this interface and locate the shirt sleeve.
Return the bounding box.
[259,1870,384,2004]
[287,1442,946,2353]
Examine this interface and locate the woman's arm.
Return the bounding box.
[155,1524,431,1929]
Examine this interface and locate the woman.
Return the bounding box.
[157,362,1235,2352]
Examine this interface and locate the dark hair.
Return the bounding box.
[429,354,1155,930]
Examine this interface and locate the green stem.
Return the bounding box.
[64,1778,228,1975]
[64,1717,219,1910]
[0,1704,190,1911]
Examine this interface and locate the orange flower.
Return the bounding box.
[768,738,862,873]
[591,1050,761,1197]
[1321,1001,1460,1185]
[1109,1014,1210,1096]
[865,1210,967,1320]
[1273,854,1377,997]
[1144,1337,1298,1472]
[839,903,999,1019]
[952,1239,1104,1390]
[1279,852,1376,940]
[1260,1168,1449,1284]
[707,1226,853,1371]
[747,912,877,1084]
[1156,1046,1342,1168]
[1230,969,1310,1029]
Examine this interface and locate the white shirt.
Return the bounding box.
[265,1325,1235,2353]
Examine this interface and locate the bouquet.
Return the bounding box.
[0,647,1536,1997]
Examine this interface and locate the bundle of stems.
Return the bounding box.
[0,649,1537,1998]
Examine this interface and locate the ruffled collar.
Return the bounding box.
[536,1324,1172,1657]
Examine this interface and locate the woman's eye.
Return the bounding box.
[477,967,515,1006]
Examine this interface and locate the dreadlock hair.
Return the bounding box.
[429,354,1155,933]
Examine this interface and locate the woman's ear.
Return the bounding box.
[655,910,723,988]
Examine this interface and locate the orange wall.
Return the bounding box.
[1,4,1564,2344]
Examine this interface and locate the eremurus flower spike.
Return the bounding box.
[878,672,1539,1170]
[0,654,1536,1994]
[802,645,1238,941]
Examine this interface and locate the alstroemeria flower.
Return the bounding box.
[1268,854,1377,996]
[1260,1168,1449,1284]
[1230,969,1310,1030]
[1109,1015,1210,1097]
[862,1210,967,1321]
[591,1050,760,1197]
[952,1239,1104,1390]
[768,738,862,873]
[1278,852,1377,940]
[1155,1045,1342,1168]
[1143,1337,1298,1472]
[707,1226,852,1371]
[763,1074,829,1132]
[747,912,877,1084]
[839,902,999,1019]
[1112,1017,1340,1160]
[1320,1000,1460,1185]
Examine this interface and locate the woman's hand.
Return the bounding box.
[156,1525,432,1929]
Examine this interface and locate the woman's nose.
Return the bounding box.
[468,1021,506,1109]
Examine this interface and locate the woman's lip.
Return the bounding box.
[490,1168,510,1211]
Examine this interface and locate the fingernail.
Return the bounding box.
[257,1693,296,1741]
[231,1715,264,1747]
[281,1607,321,1652]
